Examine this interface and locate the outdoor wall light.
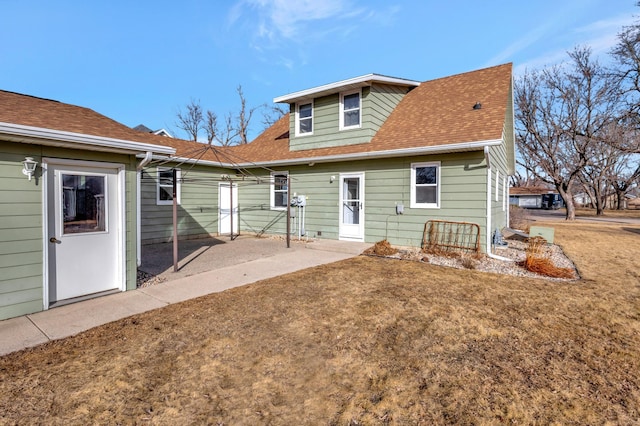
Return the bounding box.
[22,157,38,181]
[330,175,336,183]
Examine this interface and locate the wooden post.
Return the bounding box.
[172,168,178,272]
[286,174,291,248]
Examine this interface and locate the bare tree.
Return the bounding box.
[204,110,218,145]
[515,47,621,220]
[262,103,289,128]
[176,99,203,141]
[219,113,239,147]
[177,85,259,145]
[610,2,640,153]
[578,142,619,215]
[609,151,640,209]
[236,85,261,144]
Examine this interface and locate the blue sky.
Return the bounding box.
[1,0,637,141]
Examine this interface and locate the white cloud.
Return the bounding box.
[227,0,396,48]
[573,14,636,56]
[499,11,637,75]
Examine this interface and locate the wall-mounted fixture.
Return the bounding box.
[330,175,336,183]
[22,157,38,181]
[309,162,315,167]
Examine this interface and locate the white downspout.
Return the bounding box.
[136,151,153,267]
[485,146,512,262]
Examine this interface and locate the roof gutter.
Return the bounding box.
[274,74,421,104]
[484,145,491,170]
[164,138,504,168]
[0,122,176,155]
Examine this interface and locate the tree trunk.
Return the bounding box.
[557,186,576,220]
[616,189,625,210]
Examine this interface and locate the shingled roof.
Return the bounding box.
[225,63,513,166]
[1,62,513,167]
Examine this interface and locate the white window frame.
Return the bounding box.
[270,171,289,211]
[156,167,181,206]
[295,101,313,136]
[340,89,362,130]
[410,162,440,209]
[495,170,500,202]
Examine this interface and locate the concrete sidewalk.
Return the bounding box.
[0,238,370,357]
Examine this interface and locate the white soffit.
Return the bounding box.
[0,122,176,155]
[274,74,421,104]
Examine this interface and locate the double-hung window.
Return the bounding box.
[296,102,313,135]
[340,90,361,129]
[157,168,181,205]
[410,162,440,208]
[270,172,288,210]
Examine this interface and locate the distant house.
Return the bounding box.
[133,124,173,138]
[510,187,563,209]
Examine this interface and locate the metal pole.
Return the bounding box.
[286,174,291,248]
[229,179,235,241]
[172,168,178,272]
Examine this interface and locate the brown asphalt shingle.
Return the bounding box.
[1,63,512,166]
[0,90,207,157]
[226,63,513,165]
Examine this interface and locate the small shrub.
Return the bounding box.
[460,255,477,270]
[366,240,398,256]
[509,205,531,232]
[522,236,574,278]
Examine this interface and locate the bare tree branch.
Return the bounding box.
[176,99,203,141]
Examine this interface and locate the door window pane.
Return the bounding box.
[344,178,359,200]
[343,201,360,224]
[62,174,106,234]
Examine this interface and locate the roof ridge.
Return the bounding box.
[420,62,512,84]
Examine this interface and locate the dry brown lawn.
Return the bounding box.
[575,207,640,219]
[1,222,639,425]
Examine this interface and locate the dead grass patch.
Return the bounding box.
[576,207,640,219]
[1,223,639,424]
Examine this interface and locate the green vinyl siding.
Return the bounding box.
[140,164,228,244]
[488,128,512,234]
[0,142,45,319]
[289,84,411,151]
[0,140,138,320]
[367,83,410,129]
[235,150,490,250]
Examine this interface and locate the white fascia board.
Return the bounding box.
[166,139,503,169]
[0,122,176,155]
[274,74,421,104]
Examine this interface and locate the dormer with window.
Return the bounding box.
[275,74,420,152]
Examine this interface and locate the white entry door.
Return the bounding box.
[47,161,123,303]
[339,173,364,241]
[219,182,238,236]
